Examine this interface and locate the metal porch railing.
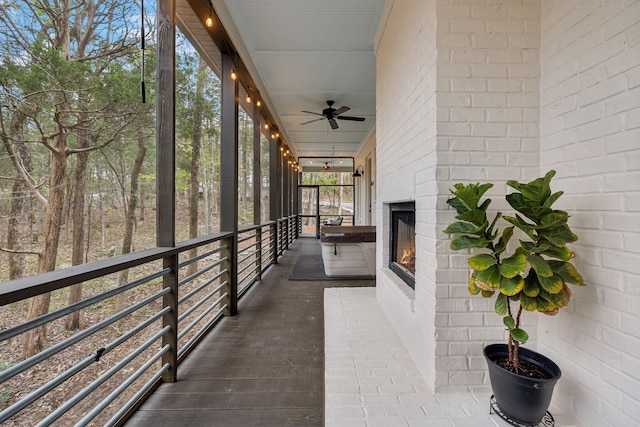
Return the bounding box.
[0,215,298,426]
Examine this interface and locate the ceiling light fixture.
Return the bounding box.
[231,69,237,80]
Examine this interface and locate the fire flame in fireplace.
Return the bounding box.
[400,247,415,270]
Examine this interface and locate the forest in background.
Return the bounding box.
[0,0,269,359]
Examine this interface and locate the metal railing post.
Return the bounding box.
[161,254,178,383]
[273,221,279,264]
[256,227,263,279]
[222,235,238,316]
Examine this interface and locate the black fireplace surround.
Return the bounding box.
[389,202,416,288]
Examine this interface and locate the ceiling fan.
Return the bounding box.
[300,100,365,130]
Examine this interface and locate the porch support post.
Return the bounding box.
[269,138,280,261]
[253,107,263,278]
[156,0,177,383]
[283,149,290,248]
[220,53,239,316]
[253,106,262,225]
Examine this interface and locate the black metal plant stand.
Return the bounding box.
[489,395,555,427]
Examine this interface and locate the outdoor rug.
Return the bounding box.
[288,254,375,281]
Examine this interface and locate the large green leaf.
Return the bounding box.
[444,221,482,235]
[545,291,567,308]
[543,190,564,208]
[468,254,497,271]
[538,273,563,294]
[499,253,527,278]
[495,292,508,315]
[503,315,515,329]
[508,170,555,204]
[540,245,574,261]
[450,236,492,250]
[481,289,496,298]
[536,297,556,314]
[452,183,494,211]
[538,211,569,229]
[476,265,501,290]
[446,196,468,213]
[503,215,537,240]
[520,240,551,254]
[549,260,584,286]
[493,226,513,256]
[541,224,579,246]
[456,209,488,227]
[523,274,541,297]
[468,276,481,295]
[527,254,552,277]
[499,275,524,296]
[520,294,538,311]
[511,328,529,344]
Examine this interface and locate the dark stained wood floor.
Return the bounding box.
[125,237,374,427]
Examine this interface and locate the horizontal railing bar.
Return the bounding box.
[34,326,171,427]
[238,239,259,252]
[105,363,170,427]
[237,250,258,268]
[74,344,171,426]
[177,293,228,341]
[0,268,170,342]
[236,258,257,276]
[0,287,171,384]
[238,221,275,234]
[0,231,233,307]
[178,306,226,359]
[174,232,233,253]
[178,282,226,323]
[0,307,171,424]
[238,265,260,287]
[177,270,225,305]
[177,257,222,287]
[237,233,257,245]
[178,244,225,269]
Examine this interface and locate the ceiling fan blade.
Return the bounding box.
[337,115,365,122]
[300,117,325,125]
[328,118,339,130]
[332,106,350,116]
[302,110,324,116]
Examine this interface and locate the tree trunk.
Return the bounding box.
[66,110,91,330]
[187,59,206,275]
[115,124,147,311]
[23,133,68,357]
[6,108,30,280]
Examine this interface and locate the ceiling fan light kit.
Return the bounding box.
[300,100,365,129]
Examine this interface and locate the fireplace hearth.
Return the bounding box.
[389,202,415,288]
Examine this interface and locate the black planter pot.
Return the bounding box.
[484,344,561,425]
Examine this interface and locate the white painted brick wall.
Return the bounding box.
[539,0,640,425]
[435,0,540,392]
[376,0,439,389]
[376,0,639,423]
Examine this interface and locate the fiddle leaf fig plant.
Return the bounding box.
[444,170,585,372]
